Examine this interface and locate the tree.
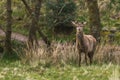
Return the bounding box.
[86,0,102,42]
[5,0,12,53]
[21,0,51,47]
[28,0,42,47]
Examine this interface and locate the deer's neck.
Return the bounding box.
[77,32,84,40]
[76,32,84,47]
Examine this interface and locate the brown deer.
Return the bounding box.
[72,21,97,66]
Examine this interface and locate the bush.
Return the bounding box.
[45,0,77,33]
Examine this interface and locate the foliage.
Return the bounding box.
[45,0,77,27]
[2,40,25,60]
[0,0,120,41]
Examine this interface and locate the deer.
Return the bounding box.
[72,21,97,66]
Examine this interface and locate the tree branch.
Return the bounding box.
[21,0,51,47]
[21,0,32,14]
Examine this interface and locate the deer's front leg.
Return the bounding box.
[77,48,81,67]
[76,43,81,67]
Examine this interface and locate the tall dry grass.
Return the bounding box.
[18,41,120,66]
[95,43,120,64]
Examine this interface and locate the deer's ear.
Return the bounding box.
[83,22,87,25]
[71,21,77,27]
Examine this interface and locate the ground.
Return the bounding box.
[0,29,120,80]
[0,29,27,42]
[0,60,120,80]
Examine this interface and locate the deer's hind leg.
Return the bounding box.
[88,52,94,65]
[85,52,88,65]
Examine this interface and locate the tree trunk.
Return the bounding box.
[28,0,42,47]
[5,0,12,53]
[86,0,101,42]
[21,0,51,47]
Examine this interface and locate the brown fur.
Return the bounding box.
[72,21,97,66]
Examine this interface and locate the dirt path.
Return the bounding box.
[0,29,28,42]
[0,29,46,46]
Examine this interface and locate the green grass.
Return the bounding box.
[0,60,120,80]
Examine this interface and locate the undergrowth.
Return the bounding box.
[0,41,120,80]
[17,41,120,67]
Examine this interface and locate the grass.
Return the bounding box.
[0,41,120,80]
[0,60,120,80]
[18,41,120,66]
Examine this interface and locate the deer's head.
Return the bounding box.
[72,21,86,34]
